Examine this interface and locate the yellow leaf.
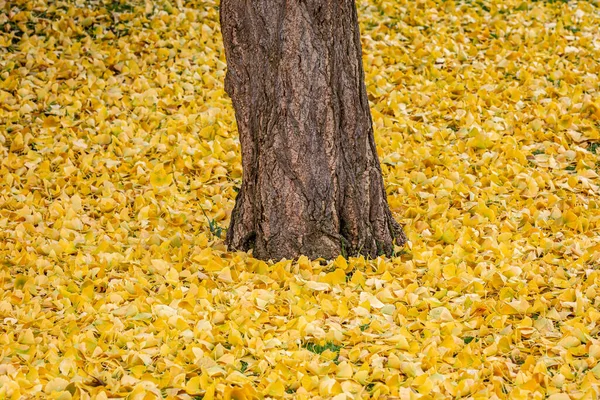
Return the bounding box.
[45,378,69,393]
[218,267,233,283]
[19,329,35,345]
[166,267,180,285]
[333,255,349,271]
[186,376,202,394]
[547,394,571,400]
[157,48,170,61]
[385,335,410,350]
[10,132,24,152]
[319,377,342,397]
[203,384,216,400]
[306,281,330,291]
[265,379,285,397]
[93,133,112,145]
[320,268,346,285]
[150,164,173,188]
[589,345,600,359]
[429,307,453,322]
[336,362,353,379]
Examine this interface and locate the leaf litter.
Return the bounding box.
[1,0,600,398]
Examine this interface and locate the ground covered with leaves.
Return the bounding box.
[1,0,600,398]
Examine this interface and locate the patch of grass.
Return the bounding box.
[105,1,135,13]
[547,76,561,87]
[391,247,408,258]
[360,323,370,332]
[345,270,354,282]
[463,336,476,344]
[515,2,528,11]
[376,240,385,257]
[340,238,348,259]
[304,341,343,364]
[565,165,576,171]
[532,149,544,155]
[530,0,568,4]
[240,360,248,373]
[304,341,342,355]
[364,21,378,30]
[589,142,600,154]
[201,207,225,238]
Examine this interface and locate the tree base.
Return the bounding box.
[227,187,407,261]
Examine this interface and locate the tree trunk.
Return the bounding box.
[220,0,406,261]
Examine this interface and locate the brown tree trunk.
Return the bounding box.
[220,0,406,261]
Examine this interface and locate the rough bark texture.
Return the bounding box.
[220,0,406,261]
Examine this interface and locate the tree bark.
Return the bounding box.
[220,0,406,261]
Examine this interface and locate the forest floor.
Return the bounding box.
[1,0,600,398]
